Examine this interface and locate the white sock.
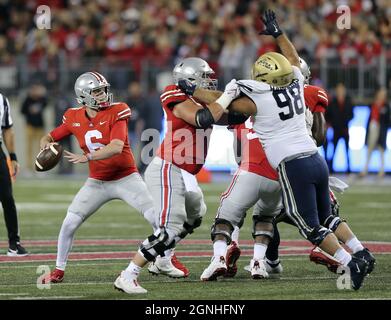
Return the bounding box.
[345,237,364,254]
[333,248,352,266]
[231,226,240,245]
[56,212,83,271]
[213,240,227,258]
[125,262,142,279]
[253,243,267,261]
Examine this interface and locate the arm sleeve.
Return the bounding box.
[110,120,127,142]
[50,123,72,141]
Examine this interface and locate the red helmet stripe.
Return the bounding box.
[90,71,105,83]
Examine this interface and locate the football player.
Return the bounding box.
[114,57,244,294]
[181,10,375,290]
[39,72,157,285]
[199,117,282,281]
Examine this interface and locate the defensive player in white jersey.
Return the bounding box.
[181,10,374,290]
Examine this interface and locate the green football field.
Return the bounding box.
[0,176,390,300]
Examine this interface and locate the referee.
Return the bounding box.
[0,92,28,256]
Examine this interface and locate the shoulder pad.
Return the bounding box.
[237,80,271,94]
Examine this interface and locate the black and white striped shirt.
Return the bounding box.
[0,93,13,142]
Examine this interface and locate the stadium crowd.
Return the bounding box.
[0,0,390,82]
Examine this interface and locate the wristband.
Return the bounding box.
[86,153,93,161]
[9,153,17,162]
[215,92,233,110]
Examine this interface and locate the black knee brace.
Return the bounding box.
[139,227,171,261]
[307,226,332,246]
[252,215,274,240]
[211,218,234,244]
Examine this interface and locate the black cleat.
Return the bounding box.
[347,257,369,290]
[353,248,376,274]
[7,242,29,257]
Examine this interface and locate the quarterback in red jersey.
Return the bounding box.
[39,72,156,287]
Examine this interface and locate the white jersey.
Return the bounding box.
[237,66,317,169]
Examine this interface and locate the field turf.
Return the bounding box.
[0,176,390,300]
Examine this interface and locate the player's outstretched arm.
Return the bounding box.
[177,79,223,104]
[259,10,300,68]
[64,139,124,164]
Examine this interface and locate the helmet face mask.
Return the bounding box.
[251,52,294,87]
[75,72,113,110]
[173,57,218,90]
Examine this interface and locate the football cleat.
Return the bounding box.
[171,253,190,277]
[250,259,269,279]
[114,271,147,294]
[309,246,341,273]
[265,260,283,274]
[353,248,376,274]
[347,257,369,290]
[148,256,186,278]
[7,243,29,257]
[224,241,241,278]
[200,256,227,281]
[42,268,64,284]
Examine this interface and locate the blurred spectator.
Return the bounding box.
[325,83,354,173]
[53,87,74,175]
[360,88,390,178]
[218,31,245,87]
[20,83,47,172]
[126,82,146,157]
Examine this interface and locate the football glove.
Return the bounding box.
[259,9,283,38]
[178,79,196,96]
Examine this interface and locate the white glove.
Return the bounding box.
[329,176,349,193]
[215,79,240,109]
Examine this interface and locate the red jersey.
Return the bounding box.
[50,103,137,181]
[231,119,278,181]
[157,85,212,175]
[304,84,329,113]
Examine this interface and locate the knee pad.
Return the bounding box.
[252,215,274,240]
[211,218,233,244]
[307,226,332,246]
[323,215,345,232]
[138,227,173,262]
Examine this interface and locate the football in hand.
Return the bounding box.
[35,143,63,172]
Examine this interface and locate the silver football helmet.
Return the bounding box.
[299,58,311,84]
[74,72,113,110]
[173,57,217,90]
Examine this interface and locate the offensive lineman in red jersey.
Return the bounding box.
[39,72,157,285]
[114,57,243,294]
